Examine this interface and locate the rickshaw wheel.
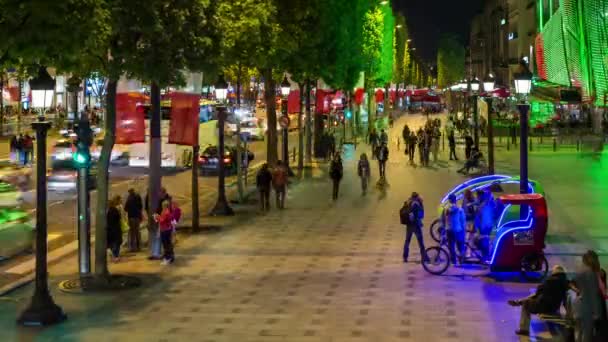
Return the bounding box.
[430,219,444,243]
[422,246,450,275]
[520,253,549,282]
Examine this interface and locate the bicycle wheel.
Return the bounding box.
[520,253,549,282]
[422,246,450,275]
[430,219,444,243]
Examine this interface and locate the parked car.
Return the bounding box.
[0,160,31,190]
[0,208,34,260]
[198,145,254,176]
[47,160,97,192]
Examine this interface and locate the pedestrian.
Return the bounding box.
[377,142,389,179]
[272,160,288,209]
[380,129,388,146]
[256,163,272,211]
[508,265,570,336]
[357,153,370,195]
[448,130,458,160]
[23,134,33,165]
[417,130,425,165]
[400,192,429,263]
[442,194,466,265]
[369,129,379,160]
[568,250,607,342]
[431,126,440,163]
[424,128,432,166]
[9,135,17,163]
[328,133,336,159]
[16,134,23,165]
[474,190,495,261]
[329,153,343,200]
[462,189,476,256]
[402,125,410,155]
[155,200,175,265]
[145,187,170,260]
[464,134,474,160]
[124,188,144,252]
[107,195,123,263]
[408,131,417,163]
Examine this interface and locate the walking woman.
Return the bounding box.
[570,250,607,342]
[357,153,370,195]
[107,195,123,263]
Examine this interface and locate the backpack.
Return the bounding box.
[399,202,412,225]
[273,167,287,187]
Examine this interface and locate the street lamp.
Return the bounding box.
[513,62,533,195]
[470,77,480,149]
[279,75,293,175]
[18,67,66,327]
[483,75,496,174]
[210,74,234,216]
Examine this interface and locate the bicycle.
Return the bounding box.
[422,227,488,275]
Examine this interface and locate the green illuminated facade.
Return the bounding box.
[535,0,608,106]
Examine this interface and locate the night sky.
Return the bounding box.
[394,0,484,65]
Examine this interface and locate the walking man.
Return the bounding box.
[377,142,389,179]
[329,153,343,200]
[408,132,417,163]
[442,194,466,265]
[448,130,458,160]
[401,192,429,263]
[256,163,273,211]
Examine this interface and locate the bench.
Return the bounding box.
[537,313,575,342]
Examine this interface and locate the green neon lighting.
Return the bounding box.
[539,0,544,32]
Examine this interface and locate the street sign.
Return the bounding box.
[279,115,290,129]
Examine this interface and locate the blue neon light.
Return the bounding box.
[496,204,512,229]
[442,179,536,205]
[489,207,534,265]
[441,174,511,203]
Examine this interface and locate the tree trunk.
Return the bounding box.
[147,82,162,256]
[305,79,312,164]
[191,145,200,232]
[17,78,22,134]
[236,68,243,202]
[236,64,242,108]
[263,68,278,165]
[313,80,324,158]
[297,82,304,170]
[0,74,4,136]
[94,79,117,279]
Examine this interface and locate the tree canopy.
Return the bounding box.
[437,33,465,88]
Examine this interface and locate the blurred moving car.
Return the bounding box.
[0,208,34,260]
[90,138,129,164]
[198,145,254,176]
[47,160,97,192]
[0,160,32,190]
[226,118,264,141]
[0,181,24,207]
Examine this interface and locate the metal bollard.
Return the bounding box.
[507,138,510,151]
[576,139,580,151]
[540,135,543,144]
[292,147,296,162]
[529,137,533,152]
[553,138,557,152]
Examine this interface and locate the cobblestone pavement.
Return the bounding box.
[0,113,562,341]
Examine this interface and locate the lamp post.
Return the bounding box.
[458,79,467,116]
[513,62,533,195]
[280,76,293,175]
[470,77,480,149]
[483,75,496,174]
[210,74,233,216]
[18,67,66,326]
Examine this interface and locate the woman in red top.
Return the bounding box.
[155,201,174,265]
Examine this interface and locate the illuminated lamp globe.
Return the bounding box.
[29,66,56,110]
[280,76,290,97]
[214,74,228,102]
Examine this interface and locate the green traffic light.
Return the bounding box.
[73,152,89,165]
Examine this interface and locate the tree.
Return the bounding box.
[376,3,394,86]
[361,6,383,128]
[437,34,465,88]
[393,14,409,85]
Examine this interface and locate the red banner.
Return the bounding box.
[116,92,146,144]
[316,89,327,114]
[168,92,200,146]
[389,90,396,104]
[375,89,384,104]
[287,90,300,114]
[354,88,365,105]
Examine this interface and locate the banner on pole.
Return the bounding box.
[287,90,300,114]
[116,92,146,144]
[168,92,200,146]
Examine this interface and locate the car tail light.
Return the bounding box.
[223,158,231,164]
[199,156,208,163]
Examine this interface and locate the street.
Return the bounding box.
[0,113,594,341]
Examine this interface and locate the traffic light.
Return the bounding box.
[345,109,352,119]
[73,120,93,168]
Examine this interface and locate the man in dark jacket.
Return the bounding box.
[402,192,428,263]
[329,154,343,200]
[124,188,143,252]
[508,265,570,336]
[377,142,389,179]
[256,163,272,211]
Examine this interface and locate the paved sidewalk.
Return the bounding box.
[0,115,555,341]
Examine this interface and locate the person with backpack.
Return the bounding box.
[377,142,389,179]
[256,163,273,211]
[442,194,466,265]
[401,192,429,263]
[357,153,371,195]
[329,153,343,200]
[272,160,288,209]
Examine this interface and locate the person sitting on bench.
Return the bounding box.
[457,148,483,174]
[507,265,570,336]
